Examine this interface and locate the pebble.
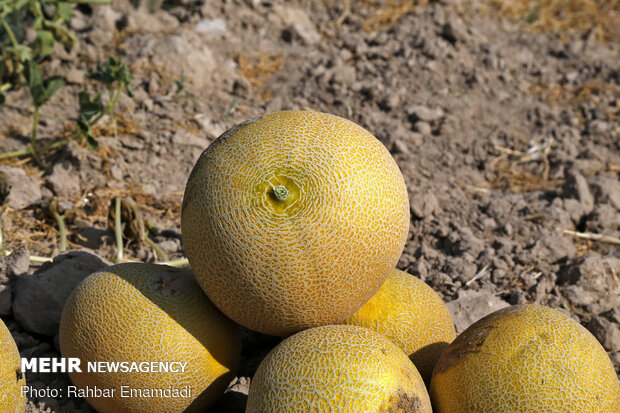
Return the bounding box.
[407,105,445,122]
[195,18,228,36]
[65,69,86,85]
[413,121,432,136]
[274,6,321,45]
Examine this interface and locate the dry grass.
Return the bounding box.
[481,0,620,41]
[236,52,283,89]
[487,160,562,193]
[361,0,428,32]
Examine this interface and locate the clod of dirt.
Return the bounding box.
[12,251,110,336]
[586,316,620,353]
[557,255,620,315]
[0,246,30,316]
[46,162,81,198]
[446,289,509,333]
[589,175,620,210]
[0,167,42,210]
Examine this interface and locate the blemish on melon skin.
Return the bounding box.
[434,305,525,375]
[383,390,423,412]
[433,325,496,374]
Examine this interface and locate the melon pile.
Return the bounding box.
[2,110,617,412]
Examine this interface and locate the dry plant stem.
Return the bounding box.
[114,197,124,263]
[160,257,189,267]
[0,139,69,160]
[52,210,67,252]
[30,255,52,263]
[563,229,620,245]
[0,221,8,256]
[143,234,169,262]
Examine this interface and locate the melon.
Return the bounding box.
[343,268,455,383]
[430,304,620,412]
[0,318,26,413]
[246,324,432,412]
[182,110,410,336]
[59,263,241,413]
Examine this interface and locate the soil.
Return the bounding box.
[0,0,619,412]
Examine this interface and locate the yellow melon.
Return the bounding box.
[59,263,241,413]
[343,268,455,383]
[430,304,620,412]
[0,318,26,413]
[246,324,431,412]
[182,110,410,336]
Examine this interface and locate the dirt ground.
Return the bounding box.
[0,0,619,411]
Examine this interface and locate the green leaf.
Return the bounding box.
[35,29,55,57]
[85,133,99,150]
[77,119,98,150]
[4,45,32,62]
[41,75,64,103]
[78,91,101,121]
[26,61,64,107]
[57,2,73,21]
[119,63,133,97]
[0,93,5,105]
[25,59,43,97]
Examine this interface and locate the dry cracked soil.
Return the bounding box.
[0,0,619,411]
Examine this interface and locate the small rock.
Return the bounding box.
[586,204,620,232]
[410,189,439,219]
[590,176,620,210]
[232,77,253,98]
[172,130,209,148]
[13,251,110,336]
[274,6,321,45]
[0,245,30,281]
[446,289,509,333]
[564,172,594,212]
[413,121,432,136]
[65,69,86,85]
[588,120,609,134]
[70,10,89,31]
[195,115,226,139]
[440,18,468,44]
[392,139,410,154]
[127,8,179,33]
[195,18,228,36]
[0,166,42,209]
[157,240,179,253]
[407,105,445,122]
[563,198,589,224]
[46,162,81,198]
[89,6,121,46]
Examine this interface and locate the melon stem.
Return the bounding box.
[273,185,289,201]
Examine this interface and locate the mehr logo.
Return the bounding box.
[21,358,81,373]
[21,358,188,373]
